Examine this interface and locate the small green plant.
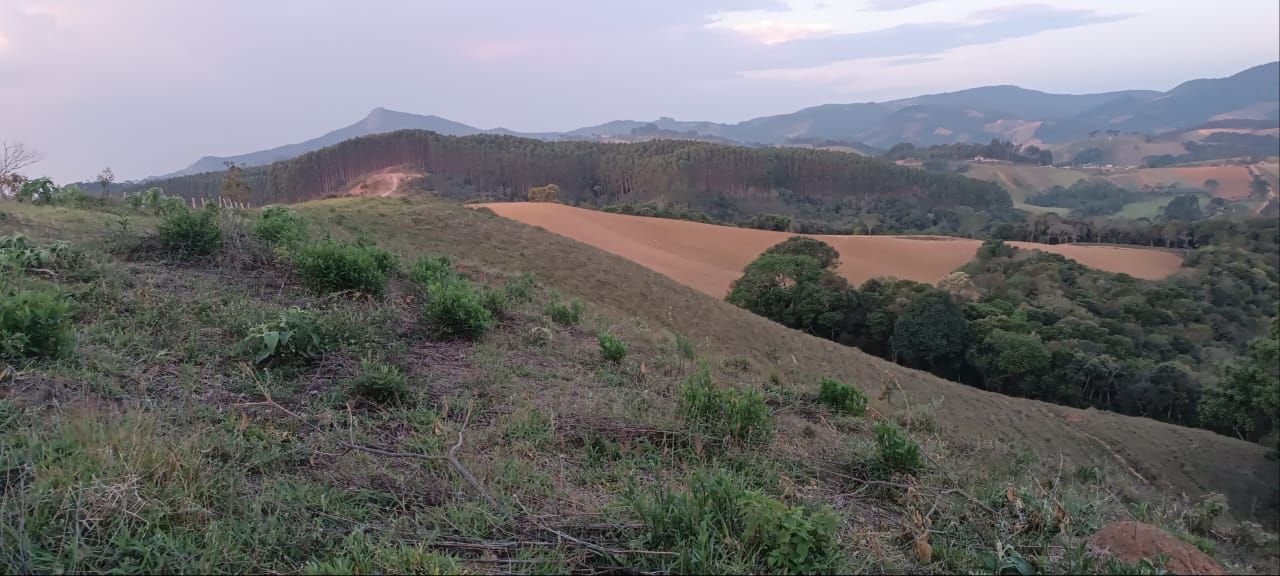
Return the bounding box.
[1187,492,1228,535]
[294,240,393,296]
[673,332,696,360]
[254,206,308,247]
[599,332,627,363]
[817,377,867,416]
[158,207,224,261]
[0,234,86,274]
[546,299,583,326]
[408,255,456,286]
[503,273,537,303]
[0,284,76,359]
[421,278,495,339]
[628,469,841,574]
[874,420,923,475]
[346,359,412,406]
[480,288,510,319]
[239,307,325,364]
[677,361,773,443]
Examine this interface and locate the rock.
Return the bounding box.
[1087,521,1225,575]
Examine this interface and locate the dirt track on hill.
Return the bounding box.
[476,203,1184,296]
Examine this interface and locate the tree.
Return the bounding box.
[17,177,56,203]
[1203,179,1220,195]
[1163,194,1203,222]
[221,162,251,204]
[969,329,1051,395]
[745,213,792,232]
[725,253,856,341]
[1,141,41,198]
[762,236,840,269]
[95,167,115,198]
[1199,318,1279,443]
[890,290,970,377]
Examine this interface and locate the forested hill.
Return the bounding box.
[129,130,1012,216]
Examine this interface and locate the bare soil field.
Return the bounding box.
[475,203,1183,297]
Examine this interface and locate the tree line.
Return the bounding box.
[725,232,1279,447]
[882,139,1054,166]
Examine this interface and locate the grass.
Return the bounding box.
[0,194,1275,574]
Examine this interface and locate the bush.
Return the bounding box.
[480,288,509,319]
[874,421,923,475]
[239,307,325,364]
[628,469,841,574]
[0,234,87,274]
[599,332,627,363]
[407,255,456,286]
[546,299,584,326]
[346,359,412,406]
[817,377,867,416]
[421,279,494,340]
[1187,492,1228,535]
[763,237,841,269]
[677,362,773,443]
[503,273,537,303]
[0,284,76,359]
[254,206,307,247]
[158,208,224,261]
[294,241,393,296]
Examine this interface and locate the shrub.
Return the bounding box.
[480,288,509,319]
[874,421,923,475]
[0,234,86,274]
[677,362,773,444]
[817,377,867,416]
[628,469,841,574]
[503,273,537,303]
[294,241,392,296]
[599,332,627,363]
[421,279,494,339]
[0,285,76,359]
[158,207,224,261]
[407,255,456,286]
[239,307,325,364]
[346,359,412,406]
[763,236,841,269]
[254,206,307,247]
[546,299,583,326]
[1187,492,1228,535]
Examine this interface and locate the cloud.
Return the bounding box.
[864,0,936,11]
[711,20,835,44]
[884,55,945,66]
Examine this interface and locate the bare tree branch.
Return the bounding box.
[1,141,41,196]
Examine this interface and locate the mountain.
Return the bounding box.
[157,62,1279,177]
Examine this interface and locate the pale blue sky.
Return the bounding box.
[1,0,1277,181]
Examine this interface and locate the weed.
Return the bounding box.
[238,307,325,364]
[503,273,538,303]
[502,409,555,448]
[874,420,923,475]
[627,469,842,574]
[599,332,628,363]
[346,358,413,406]
[158,207,224,261]
[545,299,583,326]
[677,361,773,444]
[421,278,495,339]
[408,254,456,286]
[0,233,88,274]
[254,206,308,247]
[294,240,393,296]
[672,331,696,360]
[0,283,76,359]
[1187,492,1228,535]
[480,287,510,319]
[817,377,867,416]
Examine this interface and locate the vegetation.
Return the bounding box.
[883,139,1053,166]
[598,332,627,363]
[728,233,1280,443]
[293,240,396,296]
[678,362,774,444]
[0,283,76,359]
[527,183,561,202]
[420,277,496,339]
[239,307,325,364]
[817,377,867,416]
[157,207,224,261]
[873,421,924,475]
[254,206,308,247]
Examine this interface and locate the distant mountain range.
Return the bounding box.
[159,61,1279,179]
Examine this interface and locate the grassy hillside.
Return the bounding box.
[1,196,1277,574]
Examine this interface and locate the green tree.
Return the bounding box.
[17,177,55,203]
[726,253,855,341]
[221,162,251,204]
[890,290,970,377]
[969,329,1050,395]
[95,167,114,198]
[1199,318,1279,443]
[762,236,840,269]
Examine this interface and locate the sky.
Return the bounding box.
[2,0,1277,182]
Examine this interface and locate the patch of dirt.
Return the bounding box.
[345,167,425,198]
[1087,522,1225,575]
[473,203,1183,297]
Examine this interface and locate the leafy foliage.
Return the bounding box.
[874,421,923,475]
[677,362,773,444]
[420,278,495,340]
[598,332,627,363]
[817,377,867,416]
[0,283,76,359]
[762,236,841,269]
[239,307,324,364]
[726,252,856,341]
[158,207,224,261]
[1199,318,1279,444]
[545,299,584,326]
[627,469,842,574]
[294,240,394,296]
[345,359,412,406]
[0,234,86,274]
[527,184,560,202]
[890,291,970,377]
[254,206,308,247]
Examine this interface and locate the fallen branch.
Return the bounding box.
[234,362,496,506]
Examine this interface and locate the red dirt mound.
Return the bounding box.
[1087,522,1225,575]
